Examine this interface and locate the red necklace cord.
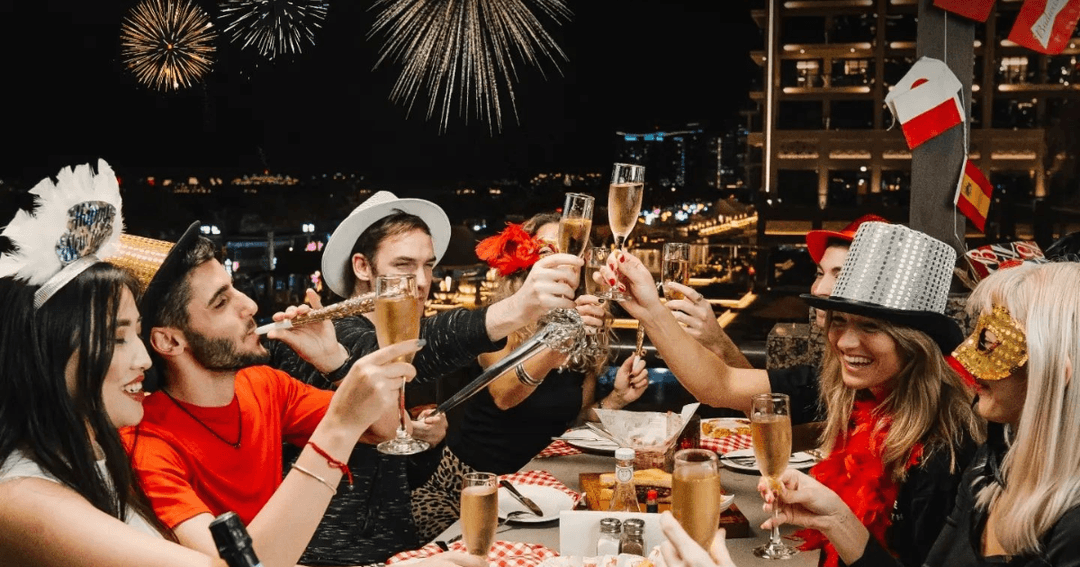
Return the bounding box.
[307,441,353,486]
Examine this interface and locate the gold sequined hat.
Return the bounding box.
[802,222,964,352]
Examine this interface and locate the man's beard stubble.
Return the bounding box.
[185,326,269,371]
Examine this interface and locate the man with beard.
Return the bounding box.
[121,224,457,564]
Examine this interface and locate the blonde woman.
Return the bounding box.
[600,222,981,567]
[758,261,1080,566]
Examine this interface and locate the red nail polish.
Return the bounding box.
[618,254,626,263]
[608,278,617,285]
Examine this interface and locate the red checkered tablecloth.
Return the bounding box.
[499,469,584,507]
[699,434,753,455]
[388,540,558,566]
[536,439,584,458]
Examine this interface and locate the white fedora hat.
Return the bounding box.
[321,190,451,298]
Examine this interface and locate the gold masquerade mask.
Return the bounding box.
[952,305,1028,381]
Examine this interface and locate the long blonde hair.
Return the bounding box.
[484,212,610,377]
[818,316,982,483]
[968,262,1080,555]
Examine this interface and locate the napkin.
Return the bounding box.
[500,470,584,507]
[595,403,699,453]
[537,439,585,458]
[388,540,558,567]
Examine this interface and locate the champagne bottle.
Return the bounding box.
[209,512,263,567]
[608,448,641,512]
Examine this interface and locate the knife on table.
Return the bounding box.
[499,480,544,517]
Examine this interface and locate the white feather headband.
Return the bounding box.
[0,159,124,308]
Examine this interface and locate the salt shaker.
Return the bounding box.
[597,518,622,555]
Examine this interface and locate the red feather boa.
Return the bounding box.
[794,400,923,567]
[475,223,547,276]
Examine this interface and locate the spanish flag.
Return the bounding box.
[955,160,993,232]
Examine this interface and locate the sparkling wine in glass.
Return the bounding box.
[559,192,594,257]
[584,246,606,297]
[604,163,644,301]
[751,393,797,559]
[662,242,691,301]
[460,472,498,559]
[374,274,428,456]
[672,448,723,549]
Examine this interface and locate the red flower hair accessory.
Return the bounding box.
[475,223,547,276]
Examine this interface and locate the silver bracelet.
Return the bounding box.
[516,363,543,387]
[291,463,337,495]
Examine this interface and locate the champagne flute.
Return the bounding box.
[374,274,428,456]
[559,192,595,257]
[751,393,798,559]
[662,242,691,301]
[460,472,498,559]
[604,163,645,301]
[672,448,723,549]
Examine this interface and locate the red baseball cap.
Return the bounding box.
[805,214,890,264]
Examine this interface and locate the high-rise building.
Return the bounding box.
[748,0,1080,243]
[614,123,748,204]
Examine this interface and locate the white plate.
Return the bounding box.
[719,448,817,473]
[718,492,736,513]
[560,428,619,454]
[498,484,576,523]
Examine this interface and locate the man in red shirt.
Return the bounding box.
[123,223,479,567]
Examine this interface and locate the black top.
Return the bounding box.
[856,424,1080,567]
[267,306,504,565]
[767,364,975,567]
[449,365,586,475]
[768,365,824,426]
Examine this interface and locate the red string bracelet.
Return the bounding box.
[307,441,353,487]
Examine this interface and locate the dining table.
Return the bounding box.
[432,449,821,567]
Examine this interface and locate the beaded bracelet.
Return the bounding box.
[516,363,543,387]
[308,441,354,486]
[292,464,337,495]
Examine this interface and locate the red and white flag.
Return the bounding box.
[934,0,995,22]
[955,160,993,232]
[1009,0,1080,54]
[885,57,965,150]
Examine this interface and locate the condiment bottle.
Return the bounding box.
[596,518,622,556]
[620,519,646,555]
[608,448,642,512]
[645,489,659,513]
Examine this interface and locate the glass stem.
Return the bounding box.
[396,381,409,439]
[771,505,782,546]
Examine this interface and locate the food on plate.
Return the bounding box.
[599,468,677,503]
[700,419,751,440]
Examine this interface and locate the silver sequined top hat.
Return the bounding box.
[802,222,964,352]
[321,190,451,298]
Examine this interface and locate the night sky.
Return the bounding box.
[0,1,757,186]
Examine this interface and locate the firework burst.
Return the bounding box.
[369,0,572,133]
[218,0,330,60]
[120,0,218,92]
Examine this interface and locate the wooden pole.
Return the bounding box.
[911,0,974,256]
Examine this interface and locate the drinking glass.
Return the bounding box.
[603,163,645,301]
[662,243,691,301]
[559,193,595,257]
[584,246,606,297]
[460,472,498,559]
[751,393,797,559]
[672,449,722,549]
[374,274,428,456]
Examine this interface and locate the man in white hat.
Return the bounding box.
[267,190,583,565]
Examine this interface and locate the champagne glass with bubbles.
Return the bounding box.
[374,274,428,456]
[603,163,645,301]
[460,472,498,559]
[672,448,722,550]
[559,193,594,257]
[751,393,798,559]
